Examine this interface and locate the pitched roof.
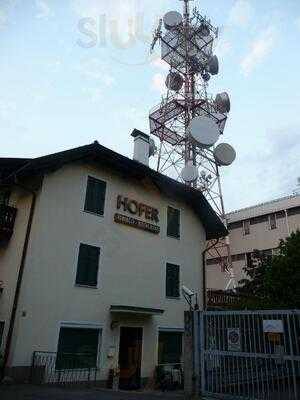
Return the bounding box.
[0,158,31,180]
[0,142,227,240]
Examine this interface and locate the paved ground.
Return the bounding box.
[0,385,186,400]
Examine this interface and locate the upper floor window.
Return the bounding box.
[268,213,277,230]
[84,176,106,216]
[75,243,100,287]
[166,263,180,298]
[167,206,180,238]
[243,220,250,235]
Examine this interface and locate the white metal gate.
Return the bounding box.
[195,310,300,399]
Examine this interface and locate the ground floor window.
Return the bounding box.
[158,331,183,365]
[56,326,100,370]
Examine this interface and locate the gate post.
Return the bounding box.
[193,311,200,397]
[184,311,194,397]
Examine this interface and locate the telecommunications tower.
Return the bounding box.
[149,0,237,290]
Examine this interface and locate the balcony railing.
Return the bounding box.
[0,204,17,244]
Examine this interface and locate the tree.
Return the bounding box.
[236,230,300,309]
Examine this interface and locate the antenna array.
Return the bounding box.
[149,0,237,290]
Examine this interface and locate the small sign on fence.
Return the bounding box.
[263,320,284,333]
[227,328,241,352]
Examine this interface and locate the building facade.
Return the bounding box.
[207,194,300,290]
[0,133,225,387]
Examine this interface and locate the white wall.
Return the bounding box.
[0,162,206,381]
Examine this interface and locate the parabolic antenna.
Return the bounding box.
[189,116,220,148]
[163,11,182,30]
[215,92,231,113]
[208,55,219,75]
[166,72,184,91]
[213,143,236,166]
[181,162,198,183]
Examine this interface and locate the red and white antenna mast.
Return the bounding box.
[149,0,236,291]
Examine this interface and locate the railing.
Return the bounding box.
[0,205,17,243]
[156,363,183,390]
[30,351,98,385]
[207,289,241,308]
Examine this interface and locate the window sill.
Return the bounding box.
[75,284,98,290]
[166,296,181,300]
[167,235,181,240]
[82,210,104,218]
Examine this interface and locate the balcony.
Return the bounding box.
[0,204,17,245]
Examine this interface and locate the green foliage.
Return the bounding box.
[236,230,300,309]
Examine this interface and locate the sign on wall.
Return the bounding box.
[114,195,160,234]
[227,328,241,352]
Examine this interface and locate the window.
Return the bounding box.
[84,176,106,216]
[243,220,250,235]
[75,244,100,287]
[0,321,4,347]
[158,331,183,364]
[246,252,253,268]
[56,327,100,370]
[166,263,180,298]
[269,214,277,230]
[0,190,10,206]
[167,207,180,238]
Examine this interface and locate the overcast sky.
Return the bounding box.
[0,0,300,211]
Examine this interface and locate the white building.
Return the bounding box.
[207,193,300,291]
[0,131,226,387]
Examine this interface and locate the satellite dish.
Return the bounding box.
[163,11,182,30]
[208,55,219,75]
[189,116,220,148]
[202,72,210,82]
[215,92,231,113]
[213,143,236,166]
[166,72,184,91]
[181,162,198,183]
[149,138,157,157]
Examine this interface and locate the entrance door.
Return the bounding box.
[118,327,143,390]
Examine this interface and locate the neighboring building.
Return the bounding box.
[0,131,226,387]
[207,194,300,290]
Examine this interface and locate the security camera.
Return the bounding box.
[182,285,195,297]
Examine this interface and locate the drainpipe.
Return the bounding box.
[284,209,290,236]
[202,239,219,311]
[1,178,37,377]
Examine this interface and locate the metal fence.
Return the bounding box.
[195,310,300,399]
[30,351,98,385]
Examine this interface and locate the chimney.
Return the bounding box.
[131,129,150,166]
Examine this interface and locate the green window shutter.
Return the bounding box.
[167,207,180,238]
[56,327,100,370]
[166,263,180,298]
[76,243,100,287]
[84,177,106,215]
[158,331,183,364]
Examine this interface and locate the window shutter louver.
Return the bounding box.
[84,177,106,215]
[166,263,180,298]
[76,244,100,287]
[167,207,180,238]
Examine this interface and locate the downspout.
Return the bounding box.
[1,178,37,376]
[284,209,290,236]
[202,239,219,311]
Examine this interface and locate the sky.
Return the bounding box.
[0,0,300,212]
